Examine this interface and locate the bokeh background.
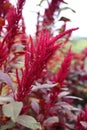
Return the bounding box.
[10,0,87,37]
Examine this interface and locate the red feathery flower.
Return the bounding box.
[6,0,26,31]
[15,30,61,101]
[17,0,26,17]
[6,7,17,31]
[0,0,12,34]
[75,107,87,130]
[53,47,72,86]
[15,28,78,101]
[4,0,26,48]
[43,0,64,26]
[36,0,65,35]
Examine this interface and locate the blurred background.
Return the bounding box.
[24,0,87,52]
[10,0,87,51]
[11,0,87,37]
[23,0,87,37]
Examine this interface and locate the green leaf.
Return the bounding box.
[2,101,23,122]
[60,7,76,13]
[37,0,44,6]
[0,121,15,130]
[16,115,41,130]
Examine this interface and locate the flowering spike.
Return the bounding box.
[49,28,79,45]
[15,30,63,101]
[53,47,72,86]
[2,0,26,49]
[43,0,64,26]
[17,0,26,17]
[74,107,87,130]
[29,35,36,59]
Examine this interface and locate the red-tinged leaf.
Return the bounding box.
[0,71,13,91]
[80,121,87,129]
[59,16,71,22]
[58,91,70,98]
[63,108,77,121]
[32,82,57,91]
[31,101,40,114]
[64,96,83,101]
[55,102,81,111]
[66,123,74,130]
[43,116,59,127]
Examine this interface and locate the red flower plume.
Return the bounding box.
[75,107,87,130]
[15,28,78,101]
[53,47,72,86]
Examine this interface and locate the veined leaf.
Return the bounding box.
[16,115,41,130]
[2,101,23,122]
[0,121,15,130]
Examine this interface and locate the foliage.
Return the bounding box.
[0,0,87,130]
